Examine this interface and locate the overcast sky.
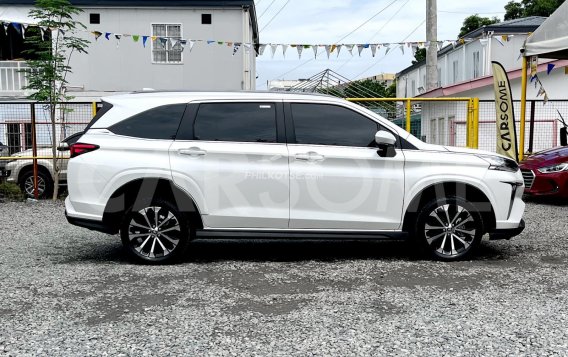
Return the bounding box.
[254,0,511,88]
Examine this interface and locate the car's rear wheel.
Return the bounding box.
[120,199,191,264]
[19,169,53,199]
[414,196,484,261]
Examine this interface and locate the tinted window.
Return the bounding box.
[86,101,113,130]
[110,104,186,140]
[194,103,277,143]
[291,104,379,147]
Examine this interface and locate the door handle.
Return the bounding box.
[179,147,207,157]
[295,152,324,162]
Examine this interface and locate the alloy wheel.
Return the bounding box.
[424,203,476,257]
[24,175,46,197]
[127,206,181,259]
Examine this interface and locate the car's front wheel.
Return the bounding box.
[414,196,484,261]
[120,199,191,264]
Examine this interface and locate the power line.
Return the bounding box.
[336,0,400,43]
[353,19,425,79]
[439,10,505,14]
[260,0,291,32]
[335,0,410,73]
[258,0,277,19]
[264,0,400,84]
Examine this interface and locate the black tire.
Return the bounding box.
[19,169,53,199]
[120,198,191,264]
[413,196,484,261]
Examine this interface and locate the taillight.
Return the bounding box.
[70,143,99,158]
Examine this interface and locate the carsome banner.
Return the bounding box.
[492,61,519,161]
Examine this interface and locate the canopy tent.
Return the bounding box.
[0,7,36,25]
[523,0,568,59]
[518,1,568,160]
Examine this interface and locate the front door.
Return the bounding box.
[287,103,405,230]
[170,101,289,229]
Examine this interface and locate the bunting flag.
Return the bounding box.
[370,44,378,57]
[530,56,538,79]
[495,36,505,46]
[232,43,241,56]
[547,63,555,75]
[0,18,465,60]
[258,44,267,56]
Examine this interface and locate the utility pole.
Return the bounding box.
[426,0,438,91]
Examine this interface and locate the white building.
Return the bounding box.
[396,17,568,153]
[0,0,259,100]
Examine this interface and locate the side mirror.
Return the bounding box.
[561,127,567,146]
[57,142,69,151]
[375,130,397,146]
[375,130,397,158]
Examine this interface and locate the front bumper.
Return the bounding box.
[489,219,525,240]
[524,170,568,198]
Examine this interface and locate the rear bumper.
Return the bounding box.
[65,210,116,234]
[489,219,525,240]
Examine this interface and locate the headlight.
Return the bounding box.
[537,162,568,174]
[478,155,519,172]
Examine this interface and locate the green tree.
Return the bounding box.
[412,48,426,64]
[459,14,501,38]
[504,0,565,20]
[23,0,89,200]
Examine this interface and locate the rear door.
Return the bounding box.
[170,101,289,229]
[286,102,405,230]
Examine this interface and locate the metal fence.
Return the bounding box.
[347,97,479,149]
[0,102,94,155]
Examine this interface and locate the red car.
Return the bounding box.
[520,146,568,198]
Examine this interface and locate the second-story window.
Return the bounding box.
[151,24,182,64]
[473,51,480,78]
[452,60,459,83]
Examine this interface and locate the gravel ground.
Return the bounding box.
[0,199,567,356]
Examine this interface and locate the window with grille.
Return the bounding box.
[151,24,182,64]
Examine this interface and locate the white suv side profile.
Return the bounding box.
[65,92,525,264]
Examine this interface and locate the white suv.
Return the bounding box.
[65,91,525,264]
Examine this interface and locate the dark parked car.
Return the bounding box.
[520,146,568,198]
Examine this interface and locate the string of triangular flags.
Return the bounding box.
[529,56,556,105]
[1,19,478,60]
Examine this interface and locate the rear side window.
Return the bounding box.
[85,101,113,130]
[109,104,186,139]
[193,103,277,143]
[291,103,379,147]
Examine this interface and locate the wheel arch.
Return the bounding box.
[402,181,496,234]
[102,177,203,234]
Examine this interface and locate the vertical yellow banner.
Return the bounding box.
[492,61,519,161]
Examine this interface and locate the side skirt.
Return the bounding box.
[195,229,408,240]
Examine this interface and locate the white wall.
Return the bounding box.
[0,5,257,94]
[68,7,256,92]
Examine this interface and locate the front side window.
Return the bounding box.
[193,103,277,143]
[151,24,182,63]
[109,104,186,139]
[291,104,379,147]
